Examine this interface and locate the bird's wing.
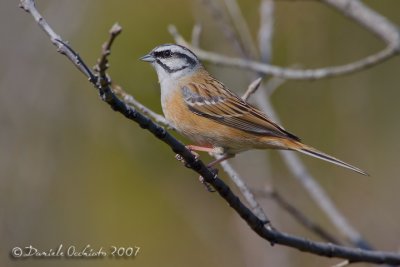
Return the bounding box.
[181,79,300,141]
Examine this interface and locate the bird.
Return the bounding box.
[140,44,368,176]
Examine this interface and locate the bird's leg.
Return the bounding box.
[206,153,235,168]
[186,145,215,153]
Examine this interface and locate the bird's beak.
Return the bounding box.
[140,53,156,63]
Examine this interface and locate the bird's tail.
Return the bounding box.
[276,139,368,176]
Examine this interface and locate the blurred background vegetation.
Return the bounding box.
[1,0,400,266]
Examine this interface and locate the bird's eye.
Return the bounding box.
[162,50,172,57]
[154,50,172,58]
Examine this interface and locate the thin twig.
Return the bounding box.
[223,0,259,59]
[191,22,202,48]
[258,0,274,63]
[201,0,247,58]
[19,1,95,82]
[332,260,350,267]
[241,77,263,101]
[263,76,286,96]
[113,85,174,129]
[322,0,400,47]
[254,187,342,245]
[94,23,122,95]
[169,26,399,80]
[19,0,400,264]
[96,23,122,77]
[216,157,267,222]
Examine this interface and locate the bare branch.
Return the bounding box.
[94,23,122,95]
[332,260,350,267]
[95,23,122,79]
[223,0,259,59]
[201,0,246,57]
[197,0,400,79]
[19,0,95,82]
[191,23,202,48]
[217,157,267,222]
[322,0,400,47]
[169,25,398,80]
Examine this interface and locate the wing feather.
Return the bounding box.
[182,80,300,141]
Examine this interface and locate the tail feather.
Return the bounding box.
[292,142,369,176]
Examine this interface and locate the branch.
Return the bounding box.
[191,22,202,48]
[217,157,268,222]
[201,0,248,58]
[258,0,274,63]
[19,0,400,264]
[322,0,400,47]
[223,0,259,59]
[332,260,350,267]
[170,25,398,80]
[94,23,122,90]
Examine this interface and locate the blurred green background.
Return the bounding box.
[1,1,400,266]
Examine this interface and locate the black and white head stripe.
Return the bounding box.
[151,44,200,73]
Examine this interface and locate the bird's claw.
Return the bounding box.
[175,146,218,192]
[199,176,216,192]
[175,149,200,168]
[199,167,218,193]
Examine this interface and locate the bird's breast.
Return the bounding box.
[160,87,261,153]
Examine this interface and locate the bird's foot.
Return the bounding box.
[175,146,200,168]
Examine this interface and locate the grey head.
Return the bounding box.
[140,44,201,81]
